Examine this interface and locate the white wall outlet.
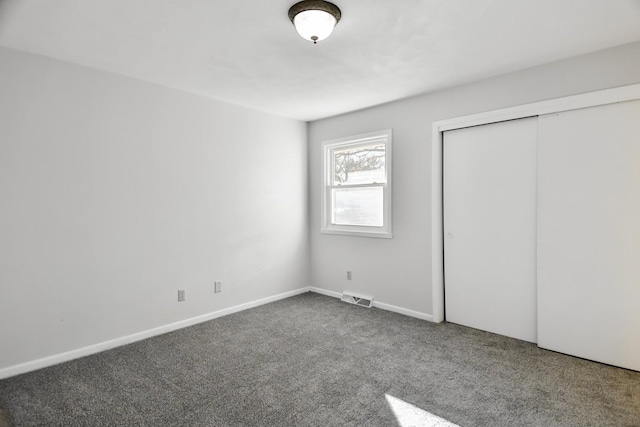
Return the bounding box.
[178,289,185,301]
[347,271,352,280]
[214,281,222,293]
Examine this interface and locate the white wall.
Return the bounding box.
[3,39,640,376]
[0,47,309,373]
[308,41,640,318]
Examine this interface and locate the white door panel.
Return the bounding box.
[537,100,640,371]
[444,117,538,343]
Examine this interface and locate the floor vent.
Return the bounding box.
[341,292,373,308]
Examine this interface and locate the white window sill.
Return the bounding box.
[321,228,392,239]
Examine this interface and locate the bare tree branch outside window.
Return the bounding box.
[334,145,385,184]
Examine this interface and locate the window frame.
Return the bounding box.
[321,129,393,238]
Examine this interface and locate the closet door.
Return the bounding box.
[537,100,640,371]
[444,117,538,343]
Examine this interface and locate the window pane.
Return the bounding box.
[333,143,385,185]
[332,187,383,226]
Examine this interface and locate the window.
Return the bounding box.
[321,129,392,238]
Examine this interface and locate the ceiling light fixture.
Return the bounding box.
[288,0,341,44]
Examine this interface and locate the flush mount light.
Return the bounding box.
[288,0,341,44]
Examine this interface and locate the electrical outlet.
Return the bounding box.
[347,271,352,280]
[178,289,185,301]
[214,281,222,293]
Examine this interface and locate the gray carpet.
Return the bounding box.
[0,292,638,426]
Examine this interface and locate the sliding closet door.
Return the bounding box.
[537,100,640,371]
[444,117,538,343]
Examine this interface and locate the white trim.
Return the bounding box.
[308,286,433,321]
[372,301,434,322]
[308,286,342,299]
[321,228,393,239]
[431,83,640,323]
[435,83,640,132]
[1,285,434,379]
[0,287,311,380]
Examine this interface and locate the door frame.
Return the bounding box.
[430,83,640,323]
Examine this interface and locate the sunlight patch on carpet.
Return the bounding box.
[385,394,459,427]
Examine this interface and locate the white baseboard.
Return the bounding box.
[308,286,434,322]
[308,286,342,299]
[372,301,434,322]
[0,286,432,379]
[0,287,310,380]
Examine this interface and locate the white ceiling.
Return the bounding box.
[1,0,639,121]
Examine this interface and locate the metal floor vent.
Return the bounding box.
[341,292,373,308]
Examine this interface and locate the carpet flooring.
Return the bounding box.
[0,292,638,426]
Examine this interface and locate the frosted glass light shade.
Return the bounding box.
[293,10,337,43]
[288,1,342,44]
